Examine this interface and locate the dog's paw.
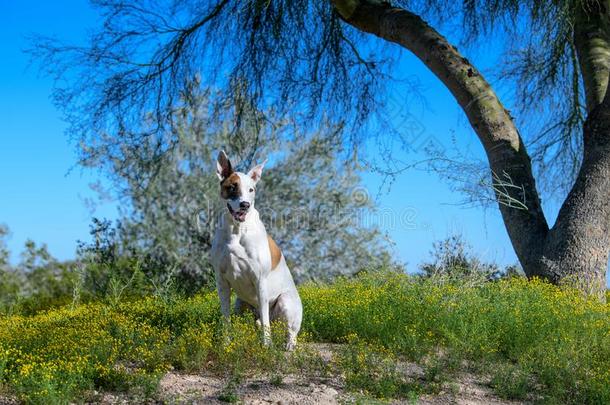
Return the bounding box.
[285,335,298,351]
[262,327,272,347]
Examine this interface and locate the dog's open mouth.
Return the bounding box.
[227,204,248,222]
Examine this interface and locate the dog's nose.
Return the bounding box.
[239,201,250,210]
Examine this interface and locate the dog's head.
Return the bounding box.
[216,151,266,222]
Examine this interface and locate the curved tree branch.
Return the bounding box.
[332,0,549,273]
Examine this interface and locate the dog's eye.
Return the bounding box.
[249,188,254,193]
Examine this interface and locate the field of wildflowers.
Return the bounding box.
[0,271,608,404]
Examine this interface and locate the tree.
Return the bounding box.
[77,87,393,292]
[0,229,76,313]
[331,0,610,301]
[32,0,610,300]
[420,235,503,283]
[18,240,77,312]
[0,224,10,270]
[0,225,22,310]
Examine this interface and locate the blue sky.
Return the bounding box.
[1,1,117,262]
[0,1,567,273]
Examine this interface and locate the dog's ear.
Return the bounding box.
[247,159,267,183]
[216,151,233,180]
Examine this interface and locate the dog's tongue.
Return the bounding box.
[234,211,247,221]
[228,204,247,222]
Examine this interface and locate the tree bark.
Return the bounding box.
[574,0,610,111]
[333,0,610,300]
[541,96,610,301]
[543,3,610,301]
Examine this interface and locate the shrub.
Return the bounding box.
[337,335,422,400]
[489,363,532,400]
[301,271,610,403]
[0,271,608,404]
[168,323,214,372]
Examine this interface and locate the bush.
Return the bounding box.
[419,235,518,283]
[0,292,304,403]
[168,323,214,372]
[0,271,608,404]
[300,271,610,403]
[337,335,423,400]
[489,363,532,400]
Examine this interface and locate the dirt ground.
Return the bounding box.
[146,369,522,405]
[103,344,523,405]
[0,344,524,405]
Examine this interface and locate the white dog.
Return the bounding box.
[210,151,302,350]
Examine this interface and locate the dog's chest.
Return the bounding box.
[216,233,265,303]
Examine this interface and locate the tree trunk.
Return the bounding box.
[332,0,610,300]
[539,0,610,301]
[541,97,610,301]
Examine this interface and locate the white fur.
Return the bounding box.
[211,153,302,350]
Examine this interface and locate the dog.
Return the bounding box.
[210,151,302,350]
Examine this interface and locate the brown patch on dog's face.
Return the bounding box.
[220,173,242,200]
[267,235,282,270]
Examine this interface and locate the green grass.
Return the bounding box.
[0,271,608,404]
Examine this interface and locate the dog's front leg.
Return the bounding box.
[216,274,232,320]
[256,278,271,346]
[216,275,232,345]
